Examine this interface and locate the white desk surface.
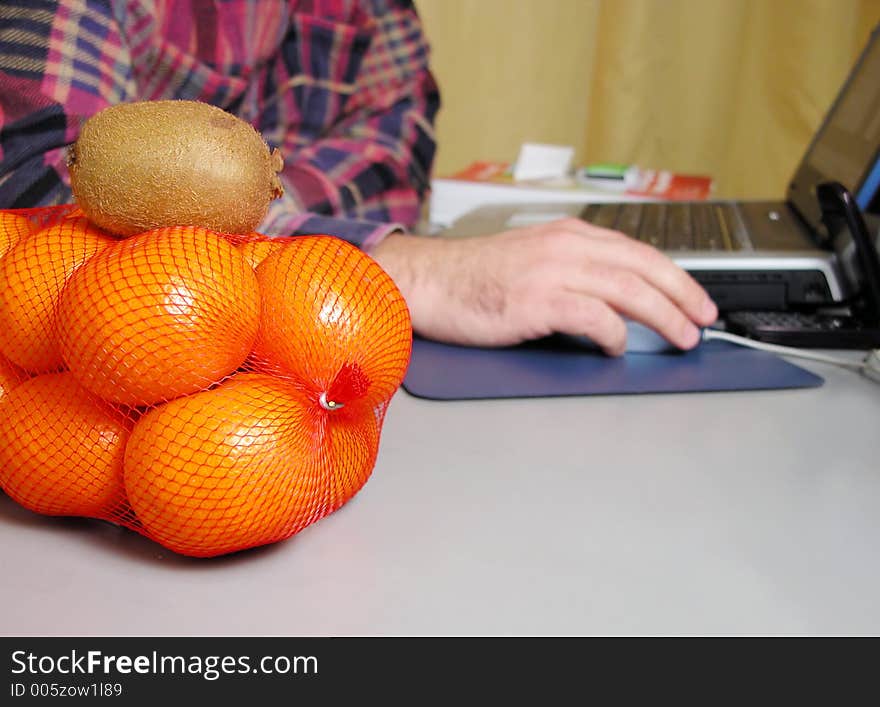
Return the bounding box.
[1,353,878,637]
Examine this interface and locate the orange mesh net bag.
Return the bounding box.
[0,205,411,558]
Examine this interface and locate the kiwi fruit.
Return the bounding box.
[68,100,284,236]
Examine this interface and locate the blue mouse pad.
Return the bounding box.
[402,336,824,400]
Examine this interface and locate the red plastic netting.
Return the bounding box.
[0,205,411,558]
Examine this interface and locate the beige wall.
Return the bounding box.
[416,0,600,178]
[416,0,880,199]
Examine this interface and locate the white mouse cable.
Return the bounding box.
[701,328,880,383]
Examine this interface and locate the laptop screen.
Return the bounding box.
[787,25,880,235]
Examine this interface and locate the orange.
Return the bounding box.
[56,225,261,407]
[318,397,380,511]
[0,210,34,260]
[0,352,25,402]
[0,372,129,519]
[0,216,115,372]
[251,235,412,411]
[238,233,285,269]
[123,373,379,558]
[63,206,86,220]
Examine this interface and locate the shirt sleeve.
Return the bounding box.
[266,0,440,236]
[259,202,404,250]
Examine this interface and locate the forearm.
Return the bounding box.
[369,232,509,345]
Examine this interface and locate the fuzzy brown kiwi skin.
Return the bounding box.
[68,100,284,237]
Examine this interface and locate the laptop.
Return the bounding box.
[439,24,880,314]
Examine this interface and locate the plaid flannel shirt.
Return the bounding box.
[0,0,439,248]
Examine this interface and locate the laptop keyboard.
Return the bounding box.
[580,202,756,252]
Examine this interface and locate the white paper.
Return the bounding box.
[512,142,575,182]
[427,178,642,229]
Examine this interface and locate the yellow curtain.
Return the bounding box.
[416,0,880,199]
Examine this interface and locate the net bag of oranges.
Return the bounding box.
[0,204,411,558]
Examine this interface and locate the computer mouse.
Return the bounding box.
[562,319,684,354]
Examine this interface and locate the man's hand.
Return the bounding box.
[369,218,718,356]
